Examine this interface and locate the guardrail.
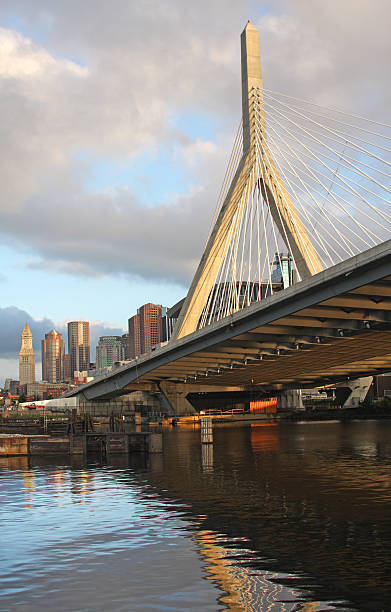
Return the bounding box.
[201,408,246,416]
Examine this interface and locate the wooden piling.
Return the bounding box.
[200,417,213,444]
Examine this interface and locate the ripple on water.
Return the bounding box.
[1,420,391,611]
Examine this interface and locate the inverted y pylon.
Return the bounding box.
[172,22,322,340]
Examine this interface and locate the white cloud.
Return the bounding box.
[0,0,389,292]
[0,27,86,78]
[257,1,391,116]
[26,258,105,278]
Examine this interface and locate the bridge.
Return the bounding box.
[68,23,391,414]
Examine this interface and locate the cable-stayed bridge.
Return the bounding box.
[69,23,391,413]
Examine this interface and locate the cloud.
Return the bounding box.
[0,27,86,78]
[0,0,390,290]
[257,0,391,117]
[26,259,105,278]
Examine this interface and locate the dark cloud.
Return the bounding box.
[0,306,54,360]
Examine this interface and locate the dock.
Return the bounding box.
[0,431,162,457]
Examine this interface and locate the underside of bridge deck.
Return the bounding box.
[138,313,391,390]
[68,241,391,410]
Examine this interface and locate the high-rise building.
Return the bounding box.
[128,313,141,359]
[42,329,65,383]
[63,354,72,381]
[271,252,295,289]
[161,305,178,343]
[96,336,124,373]
[19,323,35,385]
[138,303,162,354]
[67,321,90,378]
[121,333,130,360]
[128,303,166,357]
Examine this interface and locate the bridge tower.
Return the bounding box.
[172,22,322,341]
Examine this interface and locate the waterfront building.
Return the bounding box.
[19,323,35,385]
[67,321,90,378]
[42,330,65,383]
[96,336,124,374]
[19,381,71,400]
[139,303,162,354]
[128,313,141,359]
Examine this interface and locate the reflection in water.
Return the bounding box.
[194,528,310,611]
[0,421,391,611]
[0,456,29,471]
[22,470,36,506]
[46,469,68,499]
[202,442,214,473]
[250,423,279,452]
[70,470,95,503]
[145,422,391,610]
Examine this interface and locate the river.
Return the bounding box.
[1,420,390,611]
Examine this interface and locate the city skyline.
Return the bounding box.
[1,1,390,384]
[6,300,173,386]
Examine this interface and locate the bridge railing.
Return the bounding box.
[200,408,247,416]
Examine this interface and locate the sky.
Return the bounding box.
[1,0,390,383]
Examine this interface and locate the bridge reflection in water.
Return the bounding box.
[141,421,391,610]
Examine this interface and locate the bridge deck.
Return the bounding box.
[69,240,391,400]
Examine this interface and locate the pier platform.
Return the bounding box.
[0,432,162,457]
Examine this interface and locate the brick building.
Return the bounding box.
[128,313,141,359]
[139,303,162,354]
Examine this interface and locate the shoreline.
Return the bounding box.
[281,404,391,422]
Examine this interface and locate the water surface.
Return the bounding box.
[1,420,391,611]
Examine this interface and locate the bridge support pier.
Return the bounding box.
[336,376,373,408]
[158,382,196,416]
[278,389,304,412]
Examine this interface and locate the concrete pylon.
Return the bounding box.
[278,389,304,412]
[172,23,322,341]
[336,376,373,408]
[158,382,196,416]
